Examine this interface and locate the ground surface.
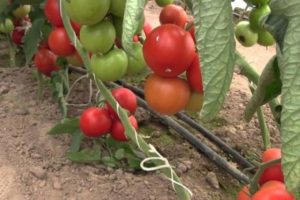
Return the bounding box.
[0,1,280,200]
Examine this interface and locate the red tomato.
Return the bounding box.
[189,25,196,43]
[111,115,138,141]
[106,88,137,119]
[143,22,153,37]
[34,48,59,77]
[133,35,139,42]
[237,186,251,200]
[80,107,112,137]
[252,188,295,200]
[144,73,191,115]
[259,148,284,185]
[261,181,286,191]
[159,4,187,28]
[71,21,81,35]
[48,27,75,56]
[44,0,63,26]
[186,54,203,93]
[143,24,195,77]
[11,27,25,45]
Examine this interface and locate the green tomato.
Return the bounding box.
[249,5,271,31]
[155,0,173,7]
[257,30,275,46]
[12,5,31,18]
[127,43,147,75]
[0,18,14,33]
[91,49,128,81]
[63,0,110,25]
[244,0,269,6]
[113,15,145,39]
[80,20,116,54]
[235,21,258,47]
[185,92,203,112]
[110,0,126,17]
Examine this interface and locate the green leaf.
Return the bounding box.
[0,0,8,17]
[102,156,117,168]
[191,0,236,120]
[66,147,101,163]
[122,0,147,54]
[48,118,80,135]
[273,0,300,197]
[126,153,141,170]
[23,18,45,64]
[244,56,282,121]
[114,148,125,160]
[69,130,84,152]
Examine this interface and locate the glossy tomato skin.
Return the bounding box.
[80,107,112,137]
[144,74,191,115]
[63,0,110,25]
[252,188,295,200]
[48,27,75,56]
[80,20,116,54]
[143,22,153,37]
[44,0,63,26]
[111,115,138,141]
[91,49,128,82]
[260,181,286,191]
[237,186,251,200]
[259,148,284,185]
[34,48,59,77]
[159,4,187,28]
[186,54,203,93]
[106,88,137,119]
[12,27,25,45]
[143,24,195,77]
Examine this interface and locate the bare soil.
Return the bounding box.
[0,1,280,200]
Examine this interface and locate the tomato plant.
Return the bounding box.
[0,18,14,33]
[144,74,191,115]
[143,24,195,77]
[159,4,187,28]
[186,54,203,94]
[44,0,63,26]
[80,107,112,137]
[12,5,31,19]
[11,27,25,45]
[34,48,59,77]
[111,115,138,141]
[237,186,251,200]
[48,27,75,56]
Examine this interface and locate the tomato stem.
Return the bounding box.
[6,33,16,67]
[249,158,281,195]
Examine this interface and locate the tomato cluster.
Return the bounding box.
[80,88,138,141]
[143,3,204,115]
[235,0,275,47]
[237,148,294,199]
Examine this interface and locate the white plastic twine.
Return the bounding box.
[140,144,193,197]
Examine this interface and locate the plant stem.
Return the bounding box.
[6,33,16,67]
[235,51,281,127]
[60,2,192,199]
[249,158,281,195]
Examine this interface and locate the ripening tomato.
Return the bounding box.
[237,186,251,200]
[159,4,187,28]
[44,0,63,26]
[11,27,25,45]
[144,74,191,115]
[143,24,195,77]
[252,188,295,200]
[259,148,284,185]
[12,5,31,19]
[186,54,203,93]
[66,51,83,67]
[63,0,110,25]
[80,107,112,137]
[111,115,138,141]
[34,48,59,77]
[48,27,75,56]
[155,0,173,7]
[106,88,137,119]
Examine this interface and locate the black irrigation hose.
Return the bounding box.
[69,66,250,183]
[116,80,255,170]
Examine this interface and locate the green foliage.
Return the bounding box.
[191,0,236,120]
[48,118,80,135]
[67,145,102,163]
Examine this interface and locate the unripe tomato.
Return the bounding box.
[80,20,116,54]
[186,54,203,94]
[110,0,126,17]
[237,186,251,200]
[0,18,14,33]
[62,0,110,25]
[66,51,83,67]
[106,88,137,119]
[12,5,31,19]
[91,49,128,82]
[34,48,59,77]
[159,4,187,28]
[111,115,138,141]
[155,0,173,7]
[143,24,195,77]
[259,148,284,185]
[48,27,75,56]
[80,107,112,137]
[144,74,191,115]
[11,27,25,45]
[44,0,63,26]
